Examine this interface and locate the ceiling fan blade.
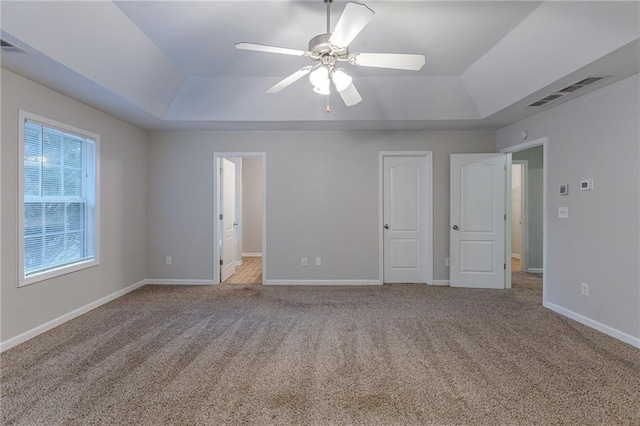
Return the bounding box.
[328,3,375,49]
[236,42,307,57]
[266,66,314,93]
[351,53,426,71]
[335,81,362,107]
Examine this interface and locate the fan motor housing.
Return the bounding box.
[309,34,349,59]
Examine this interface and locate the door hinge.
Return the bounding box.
[504,214,507,220]
[220,259,223,266]
[219,213,223,220]
[504,263,506,270]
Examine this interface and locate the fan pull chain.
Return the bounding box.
[326,95,331,113]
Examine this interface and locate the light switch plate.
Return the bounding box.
[558,207,569,218]
[581,179,594,191]
[560,183,569,195]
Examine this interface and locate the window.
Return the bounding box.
[19,111,99,286]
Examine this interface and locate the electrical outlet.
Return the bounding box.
[581,282,589,296]
[558,207,569,219]
[315,257,322,266]
[166,257,172,266]
[301,257,308,266]
[446,258,450,267]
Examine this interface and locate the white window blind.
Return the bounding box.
[22,119,97,278]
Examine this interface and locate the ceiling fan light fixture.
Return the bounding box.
[331,68,352,92]
[313,83,331,96]
[310,66,331,95]
[236,1,426,107]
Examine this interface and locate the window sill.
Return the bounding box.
[19,258,99,287]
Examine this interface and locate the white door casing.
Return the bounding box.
[382,155,432,283]
[213,152,266,286]
[450,154,506,289]
[501,137,548,305]
[221,158,236,282]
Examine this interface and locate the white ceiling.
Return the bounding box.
[114,1,541,77]
[1,1,638,131]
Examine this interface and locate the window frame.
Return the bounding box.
[18,110,100,287]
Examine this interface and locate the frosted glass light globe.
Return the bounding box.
[310,67,330,95]
[331,68,352,92]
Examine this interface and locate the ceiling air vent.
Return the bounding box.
[528,100,549,107]
[528,76,604,107]
[539,94,564,102]
[558,77,603,94]
[0,39,28,54]
[528,93,565,107]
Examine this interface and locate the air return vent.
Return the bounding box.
[539,94,564,102]
[528,76,604,107]
[558,77,603,94]
[528,93,565,107]
[528,100,549,107]
[0,39,28,54]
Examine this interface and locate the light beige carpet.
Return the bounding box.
[2,284,639,425]
[511,271,543,291]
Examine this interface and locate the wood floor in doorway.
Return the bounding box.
[224,256,262,284]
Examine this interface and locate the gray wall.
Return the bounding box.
[242,157,263,255]
[1,69,148,342]
[513,146,544,270]
[147,130,496,282]
[498,74,640,340]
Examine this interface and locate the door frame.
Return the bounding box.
[510,160,528,275]
[378,151,433,284]
[501,138,547,303]
[213,152,266,284]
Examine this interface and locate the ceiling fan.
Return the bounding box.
[236,0,426,108]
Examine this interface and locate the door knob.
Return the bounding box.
[384,224,389,229]
[452,225,459,230]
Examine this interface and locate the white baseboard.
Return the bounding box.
[527,268,543,273]
[236,260,243,266]
[146,279,216,285]
[0,279,147,353]
[544,301,640,349]
[264,279,382,286]
[242,253,262,257]
[511,254,521,259]
[432,280,450,286]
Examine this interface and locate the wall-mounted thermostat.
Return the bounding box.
[581,179,594,191]
[560,183,569,195]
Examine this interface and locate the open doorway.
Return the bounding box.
[511,161,526,272]
[213,153,266,285]
[507,144,545,294]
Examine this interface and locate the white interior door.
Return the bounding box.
[383,155,431,283]
[220,158,236,282]
[450,154,506,288]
